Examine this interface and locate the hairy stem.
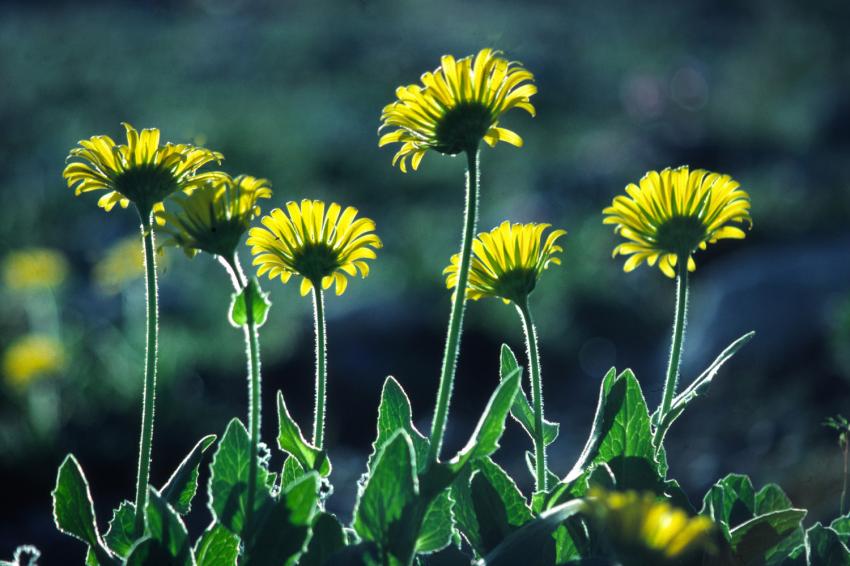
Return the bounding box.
[428,147,480,463]
[133,211,159,533]
[517,297,548,492]
[842,440,848,516]
[659,256,690,420]
[312,286,327,449]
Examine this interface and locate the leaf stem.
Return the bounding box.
[517,297,548,492]
[842,439,848,516]
[133,211,159,533]
[659,255,690,421]
[312,286,327,449]
[428,147,480,463]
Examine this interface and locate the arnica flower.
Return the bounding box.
[3,248,68,291]
[444,221,566,304]
[585,489,716,564]
[156,174,272,258]
[379,48,536,172]
[94,236,168,295]
[3,334,65,390]
[62,122,223,217]
[603,166,751,278]
[247,199,381,296]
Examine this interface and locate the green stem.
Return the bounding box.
[312,286,327,449]
[428,147,480,463]
[517,297,547,492]
[222,254,261,532]
[659,255,690,420]
[842,439,848,516]
[133,211,159,533]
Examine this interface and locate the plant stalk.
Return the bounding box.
[517,297,548,492]
[133,211,159,533]
[312,286,327,449]
[659,255,690,420]
[428,147,480,463]
[842,439,848,516]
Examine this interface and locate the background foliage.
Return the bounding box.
[2,0,850,560]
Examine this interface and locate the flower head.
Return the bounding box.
[3,334,65,389]
[247,200,381,296]
[156,174,272,258]
[3,248,68,291]
[584,489,716,565]
[603,166,751,278]
[444,221,566,304]
[94,236,168,295]
[379,48,536,172]
[63,122,224,217]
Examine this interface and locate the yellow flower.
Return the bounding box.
[247,199,381,296]
[94,236,168,295]
[3,334,65,389]
[63,122,224,217]
[3,248,68,291]
[156,174,272,258]
[585,489,716,564]
[603,166,751,278]
[444,221,566,304]
[379,48,536,172]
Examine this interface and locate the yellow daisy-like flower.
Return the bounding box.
[444,221,566,304]
[603,166,751,278]
[63,122,224,217]
[3,334,65,390]
[379,48,536,172]
[247,199,381,296]
[94,236,169,295]
[3,248,68,291]
[156,174,272,258]
[584,489,716,564]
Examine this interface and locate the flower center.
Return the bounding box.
[292,243,340,282]
[434,103,493,154]
[115,165,179,214]
[492,268,537,303]
[654,215,707,255]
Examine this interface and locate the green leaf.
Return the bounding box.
[242,472,319,566]
[52,455,116,565]
[161,434,216,515]
[193,523,239,566]
[229,279,271,328]
[353,430,419,556]
[125,539,173,566]
[730,508,807,565]
[143,487,192,565]
[208,418,270,535]
[449,368,521,472]
[830,513,850,546]
[281,455,306,490]
[102,501,139,558]
[415,490,454,553]
[500,345,559,446]
[653,332,754,447]
[806,523,850,566]
[300,512,347,566]
[369,376,430,474]
[481,500,586,566]
[756,483,793,515]
[701,473,757,534]
[277,390,331,477]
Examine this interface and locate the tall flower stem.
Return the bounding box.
[221,254,262,532]
[133,211,159,533]
[428,147,480,464]
[312,286,327,449]
[516,297,547,492]
[659,255,690,421]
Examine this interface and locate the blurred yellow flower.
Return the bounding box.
[3,248,68,292]
[379,48,536,172]
[585,489,716,564]
[603,166,751,278]
[3,334,65,389]
[247,199,381,296]
[63,122,224,217]
[94,236,168,295]
[156,174,272,258]
[444,221,565,304]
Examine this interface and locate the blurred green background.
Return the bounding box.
[2,0,850,560]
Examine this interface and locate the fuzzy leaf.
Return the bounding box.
[415,490,454,553]
[194,523,239,566]
[300,512,347,566]
[142,488,192,565]
[806,523,850,565]
[277,391,331,477]
[161,434,216,515]
[102,501,138,558]
[229,279,270,328]
[369,376,430,474]
[499,345,559,446]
